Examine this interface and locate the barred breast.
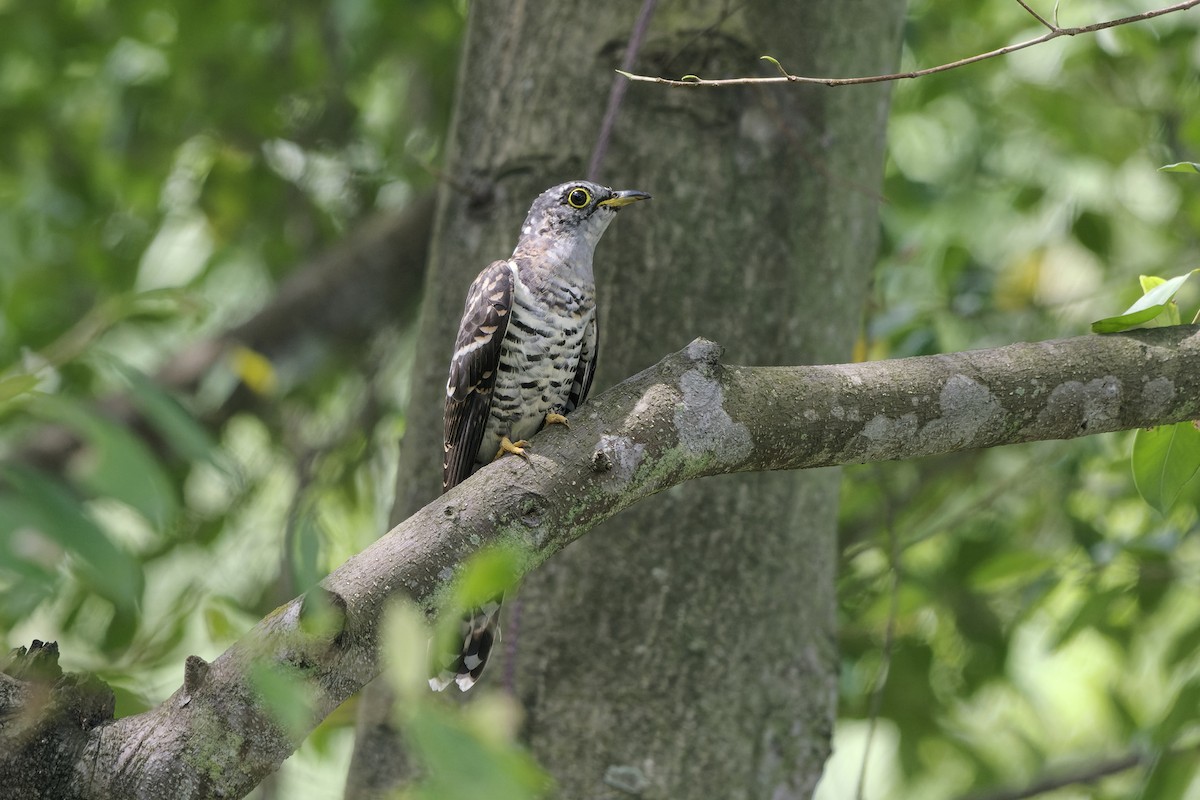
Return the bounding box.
[473,262,595,469]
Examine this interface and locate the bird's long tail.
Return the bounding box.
[429,595,503,692]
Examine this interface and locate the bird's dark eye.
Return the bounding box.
[566,187,591,209]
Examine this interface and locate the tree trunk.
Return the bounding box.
[348,1,905,797]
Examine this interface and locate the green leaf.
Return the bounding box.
[455,547,525,610]
[110,361,220,466]
[0,374,40,406]
[1106,685,1140,737]
[1154,676,1200,746]
[1166,616,1200,667]
[1091,270,1198,333]
[35,289,199,370]
[1158,161,1200,174]
[1050,587,1123,650]
[104,605,139,652]
[1139,749,1194,800]
[383,600,434,700]
[28,393,179,526]
[429,548,528,673]
[1132,422,1200,514]
[1140,276,1184,325]
[968,550,1054,590]
[409,704,550,800]
[249,662,313,741]
[203,601,240,643]
[291,513,325,593]
[0,465,143,611]
[1140,275,1167,293]
[760,55,788,76]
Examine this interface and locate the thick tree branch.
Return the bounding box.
[618,0,1200,87]
[7,327,1199,799]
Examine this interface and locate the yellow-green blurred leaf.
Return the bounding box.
[408,705,550,800]
[230,345,278,396]
[455,547,524,610]
[249,661,313,741]
[383,600,433,701]
[0,373,39,406]
[968,550,1054,591]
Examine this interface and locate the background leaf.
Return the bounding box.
[0,374,40,407]
[1132,422,1200,514]
[0,465,143,613]
[407,705,550,800]
[112,361,220,467]
[27,393,179,527]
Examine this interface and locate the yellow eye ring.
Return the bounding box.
[566,187,592,209]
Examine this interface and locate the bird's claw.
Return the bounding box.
[545,412,570,428]
[494,436,530,461]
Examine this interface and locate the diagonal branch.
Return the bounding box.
[6,327,1199,799]
[955,746,1200,800]
[618,0,1200,87]
[587,0,659,181]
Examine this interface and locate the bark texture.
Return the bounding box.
[348,2,904,797]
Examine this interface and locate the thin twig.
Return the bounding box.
[588,0,659,181]
[1013,0,1056,31]
[617,0,1199,87]
[959,752,1148,800]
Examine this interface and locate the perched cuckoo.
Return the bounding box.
[431,180,651,691]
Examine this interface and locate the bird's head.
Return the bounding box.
[516,181,651,258]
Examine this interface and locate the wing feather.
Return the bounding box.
[443,260,513,492]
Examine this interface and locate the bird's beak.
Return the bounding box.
[598,189,652,208]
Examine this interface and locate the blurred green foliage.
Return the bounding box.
[384,595,551,800]
[0,0,463,795]
[1,0,1199,798]
[0,0,461,361]
[831,1,1200,798]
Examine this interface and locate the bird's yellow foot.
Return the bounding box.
[544,412,570,428]
[494,436,530,461]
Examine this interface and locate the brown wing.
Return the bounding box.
[443,260,513,492]
[566,312,597,412]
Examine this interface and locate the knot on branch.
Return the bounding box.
[183,655,210,695]
[518,494,542,528]
[685,338,724,376]
[1,640,114,737]
[592,434,646,484]
[3,640,63,683]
